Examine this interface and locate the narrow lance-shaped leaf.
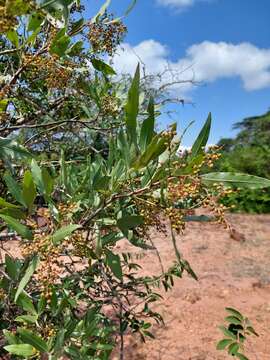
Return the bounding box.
[5,254,21,281]
[125,0,137,15]
[18,328,48,353]
[235,354,249,360]
[133,133,168,170]
[139,96,155,151]
[191,113,211,158]
[125,63,140,146]
[3,172,24,206]
[31,159,44,194]
[92,0,111,22]
[201,172,270,189]
[0,214,33,240]
[52,224,81,245]
[15,256,39,302]
[106,250,123,281]
[22,170,36,213]
[0,197,19,209]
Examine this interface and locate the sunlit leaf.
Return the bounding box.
[4,344,36,357]
[190,113,211,158]
[201,172,270,189]
[15,256,39,301]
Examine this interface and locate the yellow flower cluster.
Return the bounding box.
[24,54,72,89]
[88,16,127,55]
[100,94,119,117]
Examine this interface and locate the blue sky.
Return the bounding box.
[85,0,270,146]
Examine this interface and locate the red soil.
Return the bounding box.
[115,213,270,360]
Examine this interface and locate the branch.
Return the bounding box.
[0,117,112,133]
[0,48,21,56]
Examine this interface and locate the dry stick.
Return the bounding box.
[0,118,116,134]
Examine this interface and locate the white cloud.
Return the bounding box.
[156,0,214,10]
[112,40,270,93]
[157,0,194,9]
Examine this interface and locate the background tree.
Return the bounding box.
[214,110,270,213]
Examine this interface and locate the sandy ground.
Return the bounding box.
[1,213,270,360]
[117,213,270,360]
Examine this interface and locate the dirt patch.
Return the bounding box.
[117,213,270,360]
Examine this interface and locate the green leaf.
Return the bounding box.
[219,326,237,340]
[49,29,71,56]
[181,259,198,281]
[67,40,84,56]
[235,353,249,360]
[60,149,69,193]
[4,344,36,357]
[106,250,123,281]
[228,342,240,355]
[37,296,46,315]
[125,0,137,16]
[216,339,233,350]
[191,113,211,158]
[22,170,36,212]
[18,328,48,353]
[31,159,44,194]
[15,256,39,301]
[0,207,26,219]
[0,197,19,209]
[90,343,114,351]
[0,139,31,159]
[225,308,244,321]
[5,254,21,281]
[15,314,38,324]
[125,63,140,145]
[93,175,111,191]
[246,326,259,337]
[3,172,24,206]
[3,330,19,345]
[70,17,84,35]
[133,133,167,170]
[16,292,37,315]
[225,316,242,325]
[27,13,44,32]
[201,172,270,189]
[42,168,54,197]
[0,214,33,240]
[91,58,116,76]
[30,160,53,197]
[92,0,111,22]
[0,99,9,112]
[6,29,19,48]
[139,96,155,151]
[52,224,81,245]
[117,215,144,236]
